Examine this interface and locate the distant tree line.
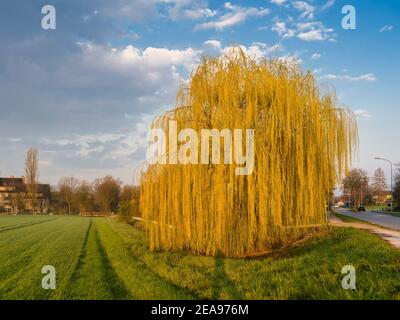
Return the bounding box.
[53,175,140,216]
[342,167,400,210]
[8,148,141,217]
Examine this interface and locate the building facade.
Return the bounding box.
[0,177,51,214]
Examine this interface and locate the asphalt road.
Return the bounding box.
[336,209,400,231]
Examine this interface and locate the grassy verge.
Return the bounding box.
[333,212,393,232]
[385,212,400,218]
[364,206,400,217]
[333,212,377,225]
[365,205,387,211]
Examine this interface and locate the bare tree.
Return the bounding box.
[73,181,95,213]
[25,148,39,213]
[10,193,25,214]
[343,169,369,207]
[120,185,133,202]
[371,168,388,205]
[94,176,121,213]
[58,176,79,214]
[117,185,139,218]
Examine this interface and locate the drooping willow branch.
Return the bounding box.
[138,48,358,257]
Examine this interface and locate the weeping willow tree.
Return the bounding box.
[139,49,358,257]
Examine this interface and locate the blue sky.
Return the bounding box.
[0,0,399,185]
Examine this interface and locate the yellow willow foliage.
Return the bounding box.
[139,49,358,257]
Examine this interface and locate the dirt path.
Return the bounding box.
[329,214,400,249]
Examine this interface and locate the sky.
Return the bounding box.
[0,0,399,186]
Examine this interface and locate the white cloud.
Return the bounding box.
[271,21,295,38]
[296,21,335,41]
[318,73,377,82]
[262,43,283,54]
[278,54,302,66]
[353,73,377,81]
[270,19,335,42]
[292,1,315,20]
[77,42,201,73]
[203,39,222,52]
[311,53,321,60]
[270,0,287,5]
[297,21,331,31]
[107,124,148,160]
[166,0,217,20]
[298,29,326,41]
[140,47,200,70]
[354,109,372,118]
[195,3,269,30]
[24,41,206,169]
[82,10,99,22]
[320,0,335,11]
[379,25,394,32]
[41,125,148,160]
[4,138,22,143]
[271,21,287,35]
[43,133,124,147]
[222,42,284,60]
[184,8,216,19]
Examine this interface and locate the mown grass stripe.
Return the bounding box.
[61,219,131,300]
[92,222,131,299]
[95,218,198,299]
[0,218,56,233]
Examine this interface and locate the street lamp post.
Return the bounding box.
[374,157,393,212]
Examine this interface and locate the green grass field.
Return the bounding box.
[0,215,399,300]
